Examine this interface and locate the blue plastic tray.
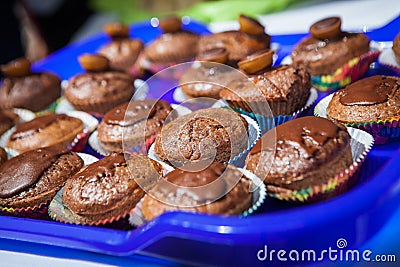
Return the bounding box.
[1,16,400,267]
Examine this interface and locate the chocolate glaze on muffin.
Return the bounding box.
[154,108,248,166]
[0,146,83,209]
[393,33,400,65]
[291,17,370,76]
[62,152,162,224]
[327,75,400,123]
[246,116,352,194]
[0,109,19,136]
[0,147,7,167]
[97,100,174,152]
[220,50,311,116]
[6,113,83,153]
[142,162,252,220]
[64,54,135,114]
[98,22,144,72]
[0,58,61,112]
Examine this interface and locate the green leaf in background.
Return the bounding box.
[90,0,302,24]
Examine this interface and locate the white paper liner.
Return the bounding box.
[129,167,267,227]
[147,114,261,168]
[13,108,35,122]
[89,104,192,156]
[378,48,400,74]
[56,79,149,114]
[313,93,333,119]
[0,111,98,157]
[77,152,99,166]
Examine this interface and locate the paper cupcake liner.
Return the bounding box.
[47,187,136,229]
[311,50,380,91]
[147,114,261,168]
[315,93,400,144]
[129,167,267,227]
[378,48,400,75]
[229,88,318,134]
[64,111,99,152]
[0,202,49,220]
[263,127,374,203]
[12,108,35,122]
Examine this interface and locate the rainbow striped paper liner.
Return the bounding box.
[147,114,261,168]
[315,93,400,144]
[48,187,135,228]
[129,168,267,227]
[229,88,318,134]
[378,48,400,75]
[311,50,380,91]
[262,127,374,203]
[0,153,97,219]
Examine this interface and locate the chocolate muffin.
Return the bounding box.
[97,100,174,152]
[0,147,7,166]
[143,16,200,66]
[393,32,400,65]
[220,50,311,116]
[291,17,370,76]
[0,146,83,210]
[64,54,135,114]
[198,15,270,67]
[154,108,249,167]
[326,75,400,123]
[179,48,241,99]
[62,152,162,225]
[0,109,19,136]
[142,162,253,221]
[6,113,83,154]
[0,58,61,112]
[98,22,144,73]
[246,116,352,201]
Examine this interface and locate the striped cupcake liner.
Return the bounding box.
[129,167,267,227]
[262,127,374,203]
[229,88,318,134]
[315,93,400,144]
[311,50,380,91]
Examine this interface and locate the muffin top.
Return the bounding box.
[220,63,311,115]
[142,162,253,220]
[65,71,134,101]
[102,100,173,127]
[0,146,83,208]
[327,75,400,123]
[154,108,248,166]
[98,39,144,71]
[246,116,351,186]
[291,17,370,76]
[0,58,61,112]
[62,153,162,215]
[198,31,270,67]
[9,113,82,142]
[0,147,7,167]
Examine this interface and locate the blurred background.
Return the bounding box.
[1,0,333,65]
